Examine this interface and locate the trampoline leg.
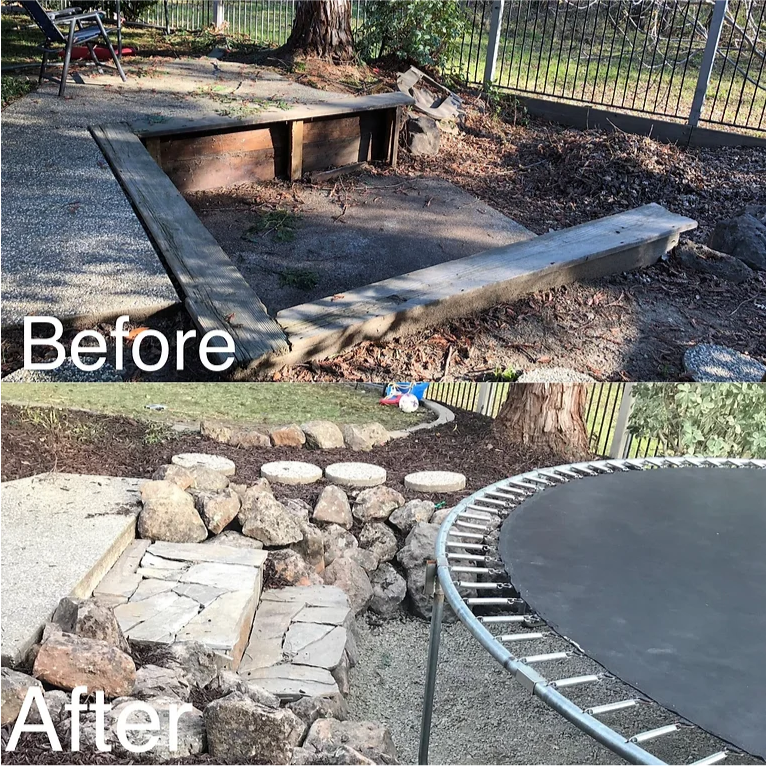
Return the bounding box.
[418,561,444,766]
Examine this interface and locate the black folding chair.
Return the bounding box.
[19,1,127,97]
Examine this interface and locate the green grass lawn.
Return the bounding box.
[0,383,431,430]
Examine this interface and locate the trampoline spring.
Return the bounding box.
[447,542,488,551]
[691,752,728,765]
[455,520,491,531]
[521,651,571,664]
[448,530,485,540]
[547,674,601,689]
[480,614,538,624]
[628,724,680,743]
[469,498,506,509]
[449,566,494,575]
[506,479,541,490]
[585,699,640,716]
[447,553,496,562]
[499,631,546,642]
[465,596,523,606]
[461,512,497,522]
[458,581,514,590]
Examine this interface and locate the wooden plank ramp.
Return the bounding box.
[270,204,696,370]
[90,122,289,364]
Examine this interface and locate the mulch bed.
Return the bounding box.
[1,405,558,507]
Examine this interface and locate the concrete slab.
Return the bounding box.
[1,473,141,666]
[1,58,347,326]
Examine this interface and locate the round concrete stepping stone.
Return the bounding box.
[404,471,466,493]
[172,453,236,476]
[324,462,387,488]
[683,344,766,382]
[261,461,323,485]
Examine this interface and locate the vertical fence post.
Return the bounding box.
[476,383,492,416]
[688,0,729,127]
[213,0,225,31]
[609,383,635,460]
[483,0,505,87]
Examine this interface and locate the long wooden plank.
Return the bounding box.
[90,122,289,365]
[131,92,415,139]
[271,204,696,367]
[160,125,286,162]
[164,149,281,192]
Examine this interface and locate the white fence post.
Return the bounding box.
[213,0,225,31]
[689,0,729,127]
[483,0,505,87]
[609,383,635,459]
[476,383,492,416]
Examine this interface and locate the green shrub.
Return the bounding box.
[1,76,36,109]
[357,0,466,70]
[629,383,766,458]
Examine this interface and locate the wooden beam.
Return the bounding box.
[270,204,697,370]
[131,92,415,139]
[89,122,289,367]
[289,120,304,182]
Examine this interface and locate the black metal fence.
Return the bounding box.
[425,382,663,459]
[452,0,765,134]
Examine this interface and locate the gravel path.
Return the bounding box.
[348,615,760,765]
[1,59,345,326]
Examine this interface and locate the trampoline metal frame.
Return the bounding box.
[419,456,766,766]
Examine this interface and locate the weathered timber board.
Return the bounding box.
[90,122,289,364]
[130,92,415,138]
[160,124,288,162]
[163,150,282,192]
[269,204,696,369]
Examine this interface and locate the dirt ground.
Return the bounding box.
[186,174,531,314]
[261,64,766,383]
[0,405,556,505]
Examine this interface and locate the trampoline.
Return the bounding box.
[418,457,766,766]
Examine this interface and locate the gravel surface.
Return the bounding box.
[683,344,766,382]
[1,358,122,383]
[348,615,761,765]
[1,59,346,326]
[517,367,596,383]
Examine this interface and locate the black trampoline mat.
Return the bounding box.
[500,467,766,758]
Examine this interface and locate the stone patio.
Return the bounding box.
[0,473,141,666]
[102,540,267,668]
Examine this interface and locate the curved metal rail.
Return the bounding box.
[419,457,766,766]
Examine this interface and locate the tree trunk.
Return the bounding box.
[285,0,354,61]
[493,384,591,462]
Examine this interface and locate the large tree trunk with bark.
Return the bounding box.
[494,384,591,461]
[285,0,354,61]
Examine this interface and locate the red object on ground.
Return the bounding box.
[60,46,133,61]
[379,394,403,406]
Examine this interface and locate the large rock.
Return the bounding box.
[52,597,130,653]
[1,668,42,726]
[369,563,407,617]
[152,464,194,490]
[358,523,398,564]
[340,424,389,453]
[202,420,271,448]
[407,115,440,157]
[188,465,230,492]
[162,641,219,689]
[195,488,241,535]
[302,421,345,450]
[205,692,306,763]
[340,547,379,573]
[352,487,405,523]
[302,719,398,763]
[676,240,754,283]
[313,485,353,529]
[138,481,207,543]
[709,213,766,271]
[33,633,136,698]
[322,524,359,566]
[397,523,439,618]
[291,520,326,572]
[172,453,236,476]
[322,558,373,615]
[288,694,349,726]
[271,424,306,447]
[269,549,324,586]
[205,529,264,550]
[207,669,280,708]
[389,500,435,534]
[240,492,304,546]
[132,664,190,701]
